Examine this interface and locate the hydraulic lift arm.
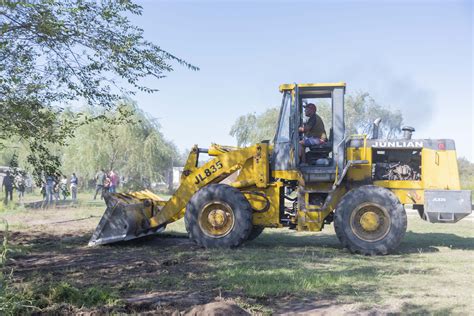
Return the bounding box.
[88,143,269,246]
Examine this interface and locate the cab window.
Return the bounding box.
[275,91,291,143]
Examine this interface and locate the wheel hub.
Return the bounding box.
[359,211,380,232]
[350,203,391,242]
[208,209,227,227]
[198,202,235,238]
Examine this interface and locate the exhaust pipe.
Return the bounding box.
[372,118,382,139]
[402,126,415,140]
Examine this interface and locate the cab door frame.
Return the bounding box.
[272,90,296,171]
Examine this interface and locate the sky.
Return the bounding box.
[129,0,473,160]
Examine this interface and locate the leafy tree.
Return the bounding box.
[61,101,178,190]
[344,93,403,138]
[0,0,197,183]
[458,157,474,190]
[0,103,180,190]
[230,92,404,146]
[229,108,279,147]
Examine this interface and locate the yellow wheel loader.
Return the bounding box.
[89,83,472,255]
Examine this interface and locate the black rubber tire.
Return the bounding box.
[334,185,407,255]
[246,226,265,241]
[185,184,253,248]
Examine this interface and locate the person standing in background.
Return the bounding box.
[70,173,78,201]
[45,174,54,205]
[60,175,68,200]
[53,175,60,201]
[103,173,111,194]
[2,171,14,205]
[108,170,118,193]
[94,169,106,200]
[15,173,25,203]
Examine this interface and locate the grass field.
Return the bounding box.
[0,199,473,314]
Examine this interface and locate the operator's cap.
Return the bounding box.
[304,103,316,110]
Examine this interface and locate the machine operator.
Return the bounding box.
[298,103,327,163]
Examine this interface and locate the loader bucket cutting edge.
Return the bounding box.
[88,191,166,247]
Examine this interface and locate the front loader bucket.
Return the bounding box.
[88,191,166,246]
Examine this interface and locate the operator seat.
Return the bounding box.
[306,128,333,166]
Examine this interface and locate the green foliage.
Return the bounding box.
[0,219,35,315]
[230,92,404,146]
[345,93,403,138]
[229,114,257,147]
[0,0,197,181]
[458,157,474,190]
[229,108,279,147]
[60,101,176,189]
[215,264,371,297]
[62,101,178,189]
[0,101,178,189]
[46,282,119,308]
[1,280,120,314]
[0,219,9,268]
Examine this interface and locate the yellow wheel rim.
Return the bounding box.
[198,202,235,238]
[350,203,391,242]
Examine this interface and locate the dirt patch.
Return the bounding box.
[4,227,223,313]
[184,301,250,316]
[4,215,264,314]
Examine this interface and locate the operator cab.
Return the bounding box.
[273,83,346,183]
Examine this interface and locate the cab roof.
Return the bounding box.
[279,82,346,92]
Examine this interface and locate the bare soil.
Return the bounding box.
[6,230,215,314]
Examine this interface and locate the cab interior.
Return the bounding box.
[298,88,335,167]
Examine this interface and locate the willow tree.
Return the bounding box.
[229,108,279,147]
[61,102,177,190]
[0,0,197,183]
